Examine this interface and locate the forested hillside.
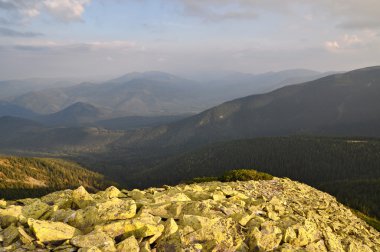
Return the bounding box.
[120,136,380,219]
[0,156,112,199]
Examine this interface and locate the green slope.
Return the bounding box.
[0,156,113,199]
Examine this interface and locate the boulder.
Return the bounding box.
[28,218,81,243]
[72,186,94,209]
[71,198,136,231]
[248,222,283,251]
[22,199,51,219]
[71,231,115,251]
[0,205,23,228]
[1,224,19,247]
[116,236,140,252]
[40,189,73,209]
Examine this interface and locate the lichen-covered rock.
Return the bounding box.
[17,226,34,245]
[70,231,115,251]
[21,199,51,220]
[249,221,283,251]
[1,180,379,251]
[1,224,19,247]
[116,236,139,252]
[0,205,23,228]
[71,198,136,231]
[72,186,94,209]
[40,189,73,209]
[28,218,82,243]
[0,199,6,209]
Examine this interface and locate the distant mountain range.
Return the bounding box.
[0,77,82,100]
[0,66,379,156]
[36,102,108,127]
[1,69,331,116]
[110,66,380,150]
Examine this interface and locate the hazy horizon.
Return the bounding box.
[1,0,380,79]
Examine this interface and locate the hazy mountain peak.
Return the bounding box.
[110,71,183,83]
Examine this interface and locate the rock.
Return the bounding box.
[17,226,34,244]
[1,224,19,246]
[102,186,124,199]
[50,209,76,223]
[163,218,178,237]
[0,199,6,209]
[212,191,225,201]
[72,186,94,209]
[323,230,345,252]
[78,247,102,252]
[139,241,151,252]
[116,236,139,252]
[153,192,191,204]
[28,218,81,243]
[41,190,73,209]
[22,199,51,219]
[248,222,282,251]
[128,189,146,200]
[148,202,183,219]
[0,205,23,228]
[71,198,136,231]
[70,231,115,251]
[305,239,328,252]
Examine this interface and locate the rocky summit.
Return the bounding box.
[0,178,379,252]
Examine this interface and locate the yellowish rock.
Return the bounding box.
[72,186,94,209]
[305,239,328,252]
[72,198,136,230]
[99,186,125,199]
[17,226,34,244]
[78,247,102,252]
[139,241,151,252]
[95,220,144,238]
[212,191,225,201]
[116,236,140,252]
[71,231,115,251]
[0,205,22,228]
[163,218,178,237]
[28,218,81,243]
[128,189,146,200]
[21,199,50,219]
[0,199,6,208]
[1,224,19,247]
[41,190,73,209]
[248,222,282,251]
[322,230,345,252]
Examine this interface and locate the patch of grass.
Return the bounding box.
[188,169,273,184]
[220,169,273,182]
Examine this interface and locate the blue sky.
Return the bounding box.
[0,0,380,79]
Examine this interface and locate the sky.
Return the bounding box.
[0,0,380,79]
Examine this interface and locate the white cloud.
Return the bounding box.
[43,0,91,21]
[343,34,362,46]
[0,0,92,23]
[325,41,340,52]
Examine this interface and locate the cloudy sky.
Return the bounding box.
[0,0,380,79]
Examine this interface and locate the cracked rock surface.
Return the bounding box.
[0,178,379,251]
